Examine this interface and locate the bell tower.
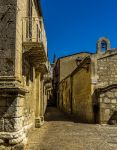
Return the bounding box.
[96,37,110,54]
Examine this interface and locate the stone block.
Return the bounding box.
[101,109,110,123]
[100,103,107,108]
[104,97,110,103]
[105,109,110,114]
[115,92,117,97]
[0,145,11,150]
[100,98,103,103]
[106,92,114,98]
[0,139,4,144]
[111,105,116,109]
[111,99,116,104]
[4,117,23,132]
[100,94,104,98]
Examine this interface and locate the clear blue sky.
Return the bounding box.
[40,0,117,63]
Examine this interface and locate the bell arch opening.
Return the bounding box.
[96,37,110,54]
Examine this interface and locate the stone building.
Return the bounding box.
[54,37,117,124]
[44,62,53,106]
[53,52,90,106]
[0,0,50,149]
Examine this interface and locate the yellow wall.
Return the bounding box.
[15,0,46,128]
[59,62,94,123]
[59,77,71,114]
[60,53,90,82]
[72,64,93,123]
[15,0,40,80]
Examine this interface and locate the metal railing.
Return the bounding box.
[22,17,47,55]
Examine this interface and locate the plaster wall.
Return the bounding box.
[72,65,93,123]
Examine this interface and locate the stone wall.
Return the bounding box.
[97,53,117,124]
[0,0,17,76]
[97,54,117,86]
[99,87,117,124]
[15,0,46,131]
[15,0,38,135]
[72,63,93,123]
[0,0,48,149]
[15,0,27,80]
[59,77,71,114]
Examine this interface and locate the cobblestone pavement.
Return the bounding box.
[25,107,117,150]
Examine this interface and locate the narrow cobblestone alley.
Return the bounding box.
[25,107,117,150]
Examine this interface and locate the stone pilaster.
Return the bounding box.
[35,72,45,128]
[35,71,41,128]
[0,82,27,147]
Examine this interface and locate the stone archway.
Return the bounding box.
[96,37,110,54]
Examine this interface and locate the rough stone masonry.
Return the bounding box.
[0,0,50,149]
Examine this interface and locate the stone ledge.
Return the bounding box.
[0,78,29,94]
[0,87,28,95]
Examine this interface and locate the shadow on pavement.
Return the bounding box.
[44,107,79,123]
